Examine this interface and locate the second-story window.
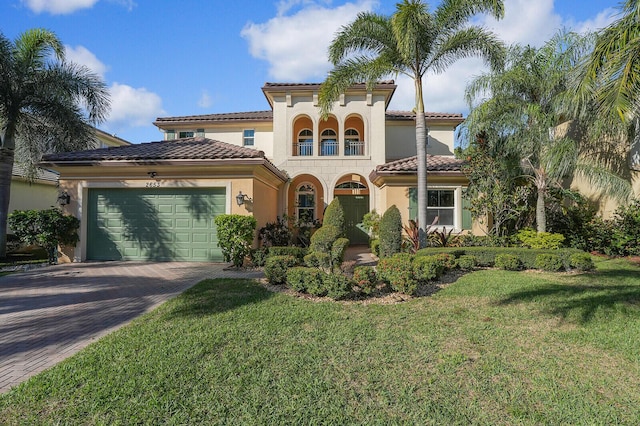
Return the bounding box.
[243,129,255,146]
[320,129,338,156]
[178,131,194,138]
[345,128,363,156]
[296,129,313,156]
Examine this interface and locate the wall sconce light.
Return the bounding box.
[148,171,158,179]
[235,191,252,206]
[57,191,71,206]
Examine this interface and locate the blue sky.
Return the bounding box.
[2,0,622,143]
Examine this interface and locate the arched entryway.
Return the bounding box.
[334,174,370,245]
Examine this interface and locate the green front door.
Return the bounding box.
[87,187,225,261]
[336,195,370,245]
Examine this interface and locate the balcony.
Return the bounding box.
[345,140,365,156]
[294,140,313,156]
[320,140,339,156]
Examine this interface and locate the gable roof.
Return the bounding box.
[369,154,465,183]
[40,137,288,180]
[12,164,59,183]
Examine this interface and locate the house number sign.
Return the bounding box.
[146,181,161,188]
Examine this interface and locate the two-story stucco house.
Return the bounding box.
[42,81,469,262]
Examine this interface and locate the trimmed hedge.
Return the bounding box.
[569,252,595,271]
[322,273,353,300]
[377,253,418,295]
[457,255,478,270]
[268,246,308,261]
[353,266,377,294]
[265,255,299,285]
[416,246,585,270]
[286,266,324,293]
[534,253,563,272]
[495,254,521,271]
[412,255,445,282]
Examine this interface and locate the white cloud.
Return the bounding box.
[571,8,618,33]
[198,90,212,108]
[21,0,98,14]
[107,82,165,128]
[64,45,109,77]
[241,0,377,81]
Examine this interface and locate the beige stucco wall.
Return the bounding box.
[385,123,457,160]
[7,179,58,233]
[570,172,640,219]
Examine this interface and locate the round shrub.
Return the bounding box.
[310,225,341,253]
[250,247,269,267]
[377,253,418,295]
[353,266,377,294]
[435,253,457,270]
[378,205,403,258]
[534,253,564,272]
[569,252,595,271]
[287,267,323,293]
[268,246,308,261]
[323,198,345,235]
[412,255,445,282]
[494,253,522,271]
[322,273,353,300]
[304,252,331,270]
[265,255,298,285]
[457,255,478,270]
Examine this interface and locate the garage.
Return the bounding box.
[87,187,226,261]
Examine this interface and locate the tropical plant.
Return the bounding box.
[214,214,257,267]
[0,28,110,258]
[465,31,632,233]
[319,0,505,247]
[8,208,80,264]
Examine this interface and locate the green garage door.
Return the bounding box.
[87,187,226,261]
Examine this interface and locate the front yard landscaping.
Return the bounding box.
[1,256,640,424]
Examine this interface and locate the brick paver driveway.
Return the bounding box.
[0,261,263,394]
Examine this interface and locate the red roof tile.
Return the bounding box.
[374,155,465,174]
[386,110,464,121]
[42,137,267,162]
[154,111,273,125]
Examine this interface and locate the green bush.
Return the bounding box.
[265,255,298,285]
[323,198,345,236]
[353,266,377,294]
[610,200,640,256]
[258,216,292,247]
[309,225,341,254]
[379,205,403,258]
[286,267,323,293]
[377,253,418,295]
[569,252,595,271]
[412,255,445,282]
[534,253,564,272]
[268,246,308,260]
[322,273,353,300]
[362,209,381,239]
[331,238,350,267]
[250,247,269,267]
[416,247,584,269]
[304,252,331,270]
[370,238,380,257]
[8,208,80,264]
[214,214,257,267]
[457,255,478,270]
[435,253,457,270]
[516,229,565,249]
[494,253,522,271]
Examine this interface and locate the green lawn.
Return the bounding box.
[2,257,640,424]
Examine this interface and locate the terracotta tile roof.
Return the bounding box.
[154,111,273,125]
[261,81,396,91]
[374,155,465,174]
[386,110,464,121]
[42,137,268,162]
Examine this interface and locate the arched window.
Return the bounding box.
[320,129,338,156]
[296,129,313,156]
[335,181,367,190]
[344,128,363,155]
[296,183,315,222]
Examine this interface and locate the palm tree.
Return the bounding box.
[0,29,110,257]
[319,0,505,247]
[581,0,640,122]
[465,31,632,233]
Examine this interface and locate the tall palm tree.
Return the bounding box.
[0,29,110,257]
[581,0,640,122]
[319,0,505,247]
[465,31,632,233]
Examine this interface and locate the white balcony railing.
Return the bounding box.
[345,140,364,156]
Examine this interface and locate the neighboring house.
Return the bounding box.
[42,81,470,262]
[7,128,131,233]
